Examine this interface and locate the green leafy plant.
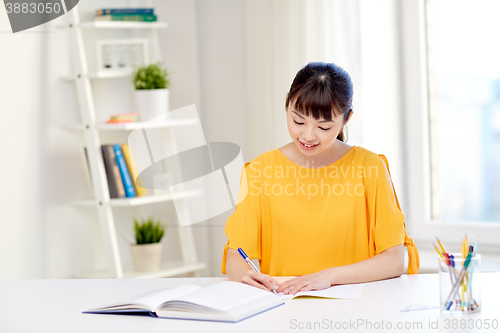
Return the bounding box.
[132,62,171,90]
[133,217,166,244]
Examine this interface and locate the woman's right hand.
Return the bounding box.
[241,270,278,292]
[225,248,278,292]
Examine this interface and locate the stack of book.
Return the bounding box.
[99,144,147,199]
[105,112,137,124]
[94,8,157,22]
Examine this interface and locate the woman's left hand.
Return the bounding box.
[276,269,334,295]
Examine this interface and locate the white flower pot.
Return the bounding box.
[130,243,163,271]
[134,89,169,121]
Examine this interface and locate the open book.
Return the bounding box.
[83,281,284,323]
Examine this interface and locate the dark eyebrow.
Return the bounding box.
[292,111,305,119]
[291,111,334,123]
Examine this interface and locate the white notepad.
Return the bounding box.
[279,283,366,300]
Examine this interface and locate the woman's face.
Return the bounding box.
[286,107,347,156]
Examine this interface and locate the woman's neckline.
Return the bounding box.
[277,145,357,170]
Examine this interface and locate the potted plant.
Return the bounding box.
[132,62,171,121]
[130,217,166,271]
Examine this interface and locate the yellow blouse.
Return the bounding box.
[221,146,419,276]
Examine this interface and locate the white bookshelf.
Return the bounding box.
[72,190,201,207]
[57,21,167,31]
[64,4,205,279]
[75,261,206,279]
[64,119,198,131]
[61,70,132,80]
[80,21,168,29]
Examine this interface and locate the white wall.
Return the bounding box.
[154,0,213,276]
[0,11,47,280]
[195,0,248,276]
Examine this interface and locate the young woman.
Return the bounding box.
[222,62,419,295]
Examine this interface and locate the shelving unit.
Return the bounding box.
[58,21,168,30]
[64,118,198,130]
[75,261,206,279]
[80,21,168,29]
[61,70,133,80]
[71,190,201,207]
[64,4,205,279]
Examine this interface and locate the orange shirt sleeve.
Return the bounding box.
[221,162,262,274]
[373,155,406,254]
[376,154,420,274]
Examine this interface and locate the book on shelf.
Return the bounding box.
[105,112,137,124]
[121,143,147,197]
[95,8,154,16]
[105,119,135,124]
[83,281,284,323]
[101,145,126,199]
[113,145,136,198]
[86,144,145,199]
[94,14,157,22]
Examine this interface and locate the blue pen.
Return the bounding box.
[449,254,457,280]
[238,248,277,294]
[448,254,461,304]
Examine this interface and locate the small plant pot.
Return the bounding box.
[134,88,169,121]
[130,243,162,271]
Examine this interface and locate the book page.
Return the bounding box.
[279,283,366,300]
[163,281,279,313]
[87,284,202,312]
[131,285,202,309]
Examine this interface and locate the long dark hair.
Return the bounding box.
[285,62,353,142]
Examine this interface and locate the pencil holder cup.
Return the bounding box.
[439,253,481,313]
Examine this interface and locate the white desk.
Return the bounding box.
[1,274,499,333]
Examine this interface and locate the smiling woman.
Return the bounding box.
[222,62,419,295]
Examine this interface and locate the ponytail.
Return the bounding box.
[336,110,352,142]
[336,130,344,142]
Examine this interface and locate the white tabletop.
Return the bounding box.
[1,274,499,333]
